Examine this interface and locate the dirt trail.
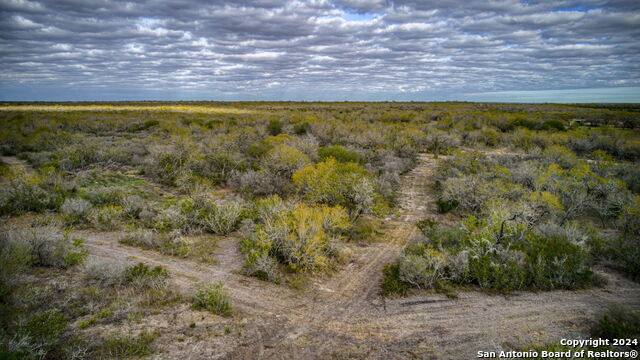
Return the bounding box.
[397,153,439,223]
[80,231,304,317]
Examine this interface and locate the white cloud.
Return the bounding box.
[0,0,638,100]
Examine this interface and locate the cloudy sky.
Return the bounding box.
[1,0,639,102]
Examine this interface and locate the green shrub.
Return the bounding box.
[121,228,192,257]
[199,200,244,235]
[60,197,92,225]
[381,263,408,297]
[416,218,438,235]
[83,260,127,287]
[142,119,160,129]
[143,145,188,186]
[436,198,458,213]
[96,331,157,358]
[123,263,168,290]
[245,253,279,282]
[267,119,283,136]
[243,202,350,272]
[1,227,87,269]
[398,251,446,289]
[541,119,566,131]
[82,186,123,206]
[514,117,537,130]
[153,205,190,232]
[292,157,379,215]
[0,232,32,281]
[349,217,384,243]
[521,233,594,290]
[591,304,640,341]
[192,282,232,316]
[0,172,67,215]
[19,309,67,346]
[120,195,147,219]
[390,222,595,294]
[317,145,361,163]
[1,309,68,359]
[293,121,310,135]
[467,245,528,291]
[90,205,123,231]
[261,144,309,177]
[605,235,640,281]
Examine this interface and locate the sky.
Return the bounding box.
[0,0,639,102]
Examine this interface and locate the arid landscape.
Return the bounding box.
[1,102,639,359]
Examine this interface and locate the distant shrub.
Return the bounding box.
[317,145,361,163]
[514,117,537,130]
[143,145,188,186]
[541,119,566,131]
[142,119,160,129]
[542,145,579,169]
[436,198,459,213]
[60,197,92,225]
[119,229,191,257]
[376,171,401,204]
[440,176,491,214]
[123,262,168,290]
[425,131,461,158]
[96,331,157,358]
[267,119,283,136]
[192,282,232,316]
[55,143,101,171]
[0,172,67,215]
[246,254,279,282]
[90,205,123,231]
[261,144,310,176]
[82,186,123,206]
[1,227,87,269]
[153,205,190,232]
[83,260,127,287]
[120,194,147,219]
[199,199,244,235]
[293,121,310,135]
[228,169,290,196]
[190,150,247,185]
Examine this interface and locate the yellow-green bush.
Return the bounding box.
[243,200,350,272]
[292,157,380,216]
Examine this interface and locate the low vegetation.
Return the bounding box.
[1,101,639,357]
[192,282,233,316]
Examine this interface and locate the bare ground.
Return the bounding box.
[6,153,640,359]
